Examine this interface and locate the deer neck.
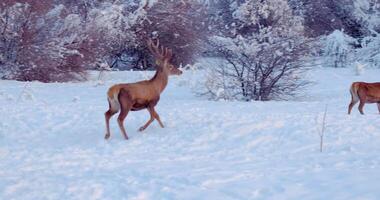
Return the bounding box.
[150,68,169,93]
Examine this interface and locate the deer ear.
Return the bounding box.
[166,49,173,60]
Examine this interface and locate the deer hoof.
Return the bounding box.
[105,134,110,140]
[138,127,145,132]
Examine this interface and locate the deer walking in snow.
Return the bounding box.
[104,39,182,140]
[348,82,380,115]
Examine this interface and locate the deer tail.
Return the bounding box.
[107,85,121,112]
[350,82,360,102]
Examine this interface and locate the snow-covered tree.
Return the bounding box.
[355,33,380,68]
[135,0,209,68]
[322,30,357,68]
[288,0,369,38]
[352,0,380,33]
[202,0,312,101]
[205,0,241,37]
[0,0,150,81]
[75,0,208,70]
[81,1,144,69]
[0,1,87,82]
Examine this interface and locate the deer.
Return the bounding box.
[348,82,380,115]
[104,39,182,140]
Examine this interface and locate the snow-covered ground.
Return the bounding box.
[1,67,380,200]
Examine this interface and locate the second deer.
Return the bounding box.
[348,82,380,115]
[105,39,182,140]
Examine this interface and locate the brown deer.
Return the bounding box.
[104,39,182,140]
[348,82,380,115]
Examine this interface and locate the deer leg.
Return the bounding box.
[348,98,358,115]
[152,107,164,128]
[117,92,133,140]
[105,109,118,140]
[139,107,155,132]
[105,100,119,139]
[117,105,131,140]
[377,103,380,114]
[358,100,365,115]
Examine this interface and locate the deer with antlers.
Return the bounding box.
[348,82,380,115]
[104,39,182,140]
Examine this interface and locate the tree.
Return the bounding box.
[0,0,149,81]
[355,33,380,68]
[352,0,380,33]
[201,0,312,101]
[322,30,357,68]
[71,0,209,71]
[81,1,142,69]
[0,1,87,82]
[133,0,209,69]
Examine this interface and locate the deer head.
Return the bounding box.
[147,39,182,76]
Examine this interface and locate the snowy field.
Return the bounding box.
[1,67,380,200]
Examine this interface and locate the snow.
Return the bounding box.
[1,67,380,199]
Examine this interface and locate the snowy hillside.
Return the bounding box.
[1,67,380,199]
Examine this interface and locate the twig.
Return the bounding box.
[98,69,104,81]
[16,82,30,102]
[316,104,328,152]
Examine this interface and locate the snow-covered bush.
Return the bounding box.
[0,0,150,81]
[322,30,357,68]
[352,0,380,33]
[322,30,380,70]
[0,2,87,82]
[201,0,312,101]
[355,34,380,68]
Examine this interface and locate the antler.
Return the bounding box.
[147,39,173,60]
